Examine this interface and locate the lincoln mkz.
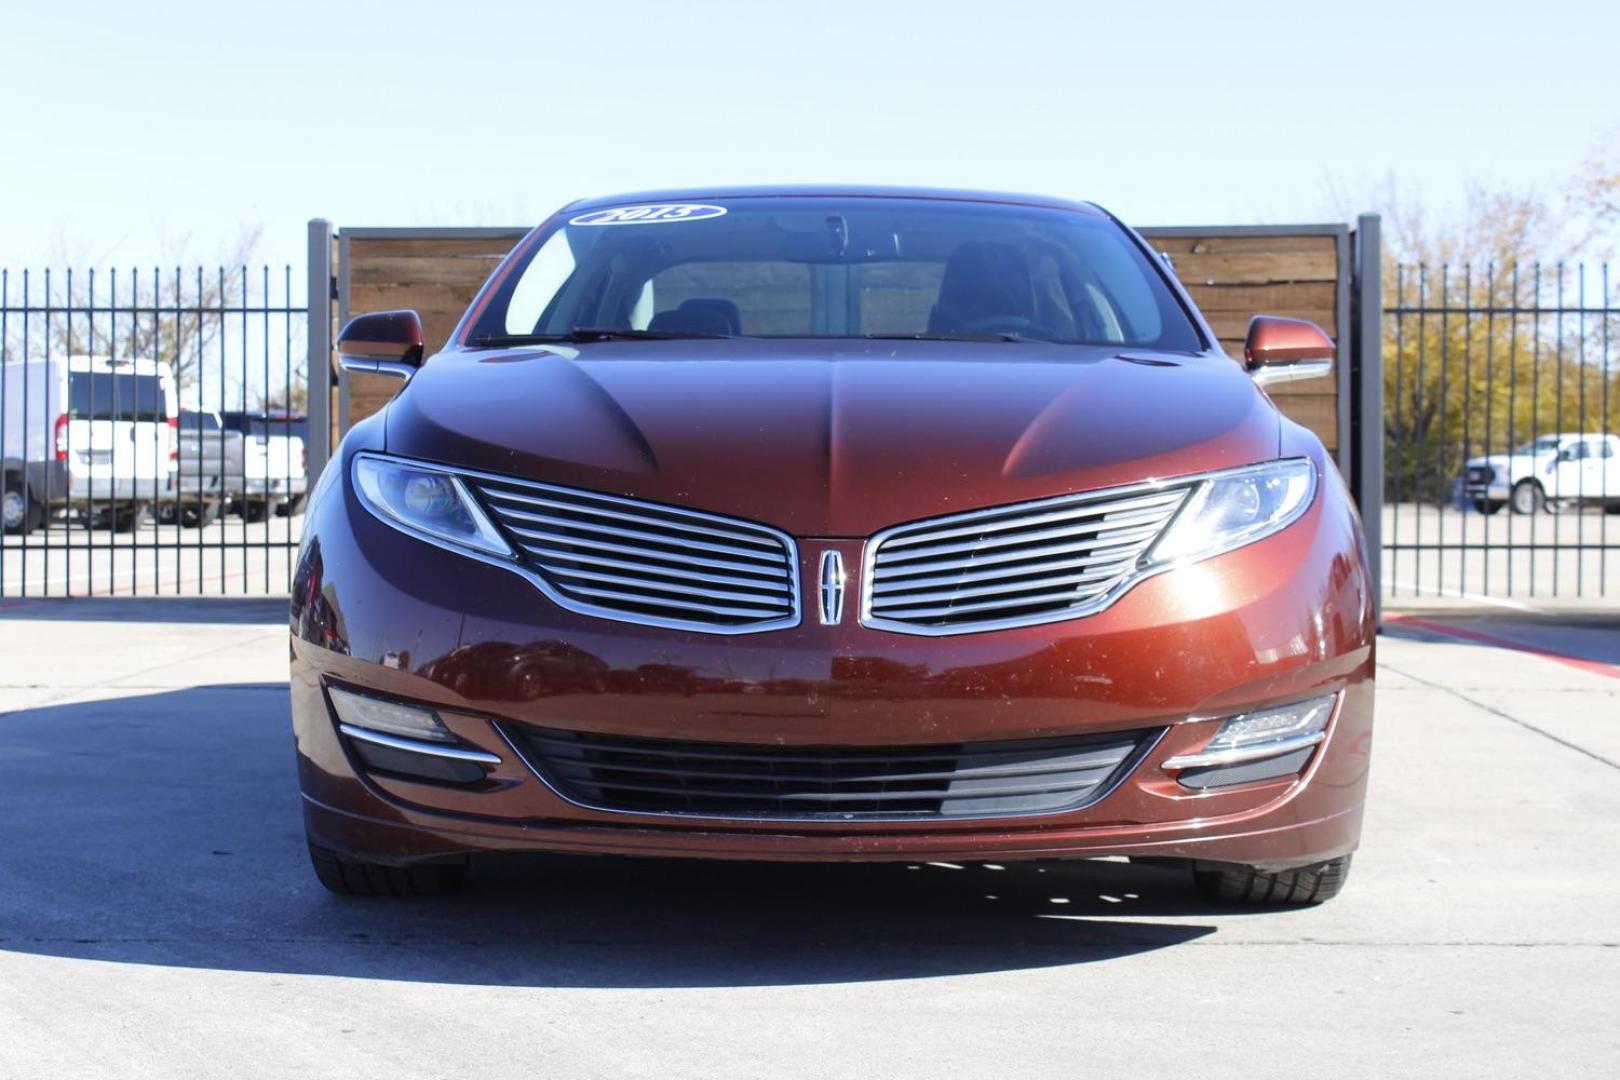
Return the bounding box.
[291,187,1374,904]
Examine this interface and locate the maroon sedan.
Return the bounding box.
[292,187,1373,904]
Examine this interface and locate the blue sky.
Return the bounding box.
[3,0,1616,277]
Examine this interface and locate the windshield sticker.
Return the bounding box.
[569,204,728,226]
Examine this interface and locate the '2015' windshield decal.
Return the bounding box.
[569,204,727,226]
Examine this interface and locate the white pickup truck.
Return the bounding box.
[3,355,177,533]
[1462,432,1620,514]
[219,411,309,520]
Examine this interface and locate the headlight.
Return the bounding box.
[1147,458,1316,566]
[352,453,511,557]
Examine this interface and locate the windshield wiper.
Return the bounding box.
[861,332,1038,343]
[473,328,733,346]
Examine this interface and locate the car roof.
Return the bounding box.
[561,185,1107,217]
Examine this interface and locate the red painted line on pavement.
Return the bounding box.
[1386,614,1620,682]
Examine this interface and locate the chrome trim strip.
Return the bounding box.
[860,458,1316,637]
[482,487,780,547]
[877,489,1185,550]
[339,356,417,381]
[1251,358,1332,387]
[339,723,503,764]
[1160,729,1326,770]
[352,453,802,636]
[873,516,1169,565]
[491,504,784,563]
[511,533,791,579]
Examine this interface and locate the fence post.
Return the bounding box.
[1352,213,1383,622]
[305,219,334,486]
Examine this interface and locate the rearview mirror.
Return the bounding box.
[338,310,425,381]
[1243,316,1334,386]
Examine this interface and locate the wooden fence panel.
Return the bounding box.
[338,225,1348,461]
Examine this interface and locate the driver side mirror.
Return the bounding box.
[338,310,425,382]
[1243,316,1335,386]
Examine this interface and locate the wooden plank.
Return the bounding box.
[348,237,523,259]
[1182,281,1337,314]
[349,256,505,288]
[1146,234,1336,256]
[1169,250,1338,284]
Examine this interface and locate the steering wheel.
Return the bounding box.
[956,315,1046,337]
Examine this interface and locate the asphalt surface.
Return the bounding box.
[1,599,1616,1079]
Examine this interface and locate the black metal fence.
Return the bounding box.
[1,265,309,597]
[1384,262,1620,600]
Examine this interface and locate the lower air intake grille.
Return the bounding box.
[505,725,1157,820]
[467,474,799,634]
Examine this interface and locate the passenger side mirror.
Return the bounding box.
[1243,316,1335,386]
[338,310,425,381]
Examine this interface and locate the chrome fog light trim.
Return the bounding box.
[338,723,502,765]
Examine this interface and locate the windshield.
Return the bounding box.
[1513,436,1564,455]
[469,197,1202,350]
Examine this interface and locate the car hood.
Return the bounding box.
[386,340,1281,537]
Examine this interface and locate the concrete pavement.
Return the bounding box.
[1,600,1616,1079]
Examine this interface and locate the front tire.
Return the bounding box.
[1472,498,1504,516]
[240,500,270,523]
[306,841,469,897]
[1510,480,1544,515]
[1193,855,1352,905]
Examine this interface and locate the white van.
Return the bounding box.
[1,356,177,533]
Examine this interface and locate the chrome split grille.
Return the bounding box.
[506,724,1157,820]
[468,475,799,632]
[864,484,1191,634]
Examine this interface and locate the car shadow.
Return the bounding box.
[0,683,1239,989]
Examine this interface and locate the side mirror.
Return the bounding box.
[1243,315,1335,386]
[337,310,425,381]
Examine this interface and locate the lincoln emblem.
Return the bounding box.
[818,550,846,625]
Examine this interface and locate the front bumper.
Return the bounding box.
[1463,481,1511,501]
[291,443,1375,872]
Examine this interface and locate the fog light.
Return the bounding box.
[328,685,455,742]
[1162,694,1336,788]
[1203,696,1334,755]
[327,685,501,785]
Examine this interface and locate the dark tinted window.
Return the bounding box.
[179,411,219,432]
[68,372,165,421]
[477,198,1201,350]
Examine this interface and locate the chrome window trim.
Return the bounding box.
[339,723,503,764]
[495,722,1166,825]
[351,452,802,636]
[859,459,1317,637]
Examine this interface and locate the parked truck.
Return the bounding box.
[1461,432,1620,514]
[220,411,309,520]
[157,409,244,528]
[2,356,177,534]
